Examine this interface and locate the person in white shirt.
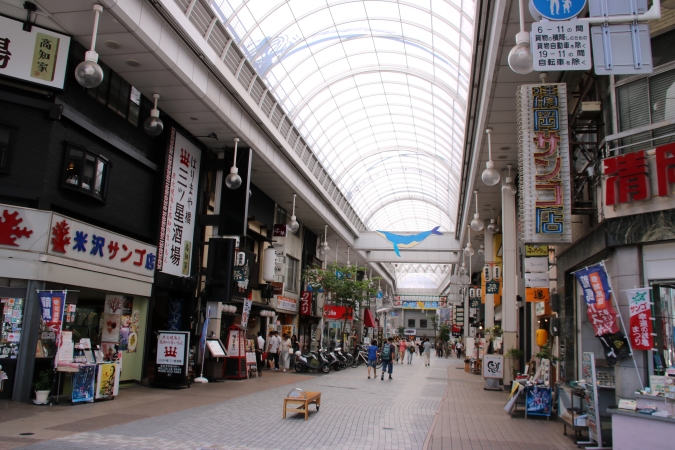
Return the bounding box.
[280,333,292,372]
[268,331,281,370]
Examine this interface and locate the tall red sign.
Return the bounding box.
[300,291,312,316]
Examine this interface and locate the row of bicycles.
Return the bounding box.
[293,345,382,374]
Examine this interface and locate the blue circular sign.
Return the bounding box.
[532,0,587,20]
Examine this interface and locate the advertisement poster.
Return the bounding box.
[525,386,552,417]
[157,129,201,277]
[101,313,121,342]
[156,332,186,366]
[95,363,119,399]
[72,365,96,403]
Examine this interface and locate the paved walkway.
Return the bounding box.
[2,356,579,449]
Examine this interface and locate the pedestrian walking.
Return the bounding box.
[398,337,407,364]
[290,334,299,366]
[423,338,432,366]
[456,341,463,359]
[381,337,395,380]
[255,331,265,376]
[367,339,378,379]
[407,339,415,364]
[280,333,292,372]
[268,331,280,370]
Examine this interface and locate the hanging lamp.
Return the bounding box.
[470,190,484,231]
[503,164,518,195]
[481,128,500,186]
[508,0,534,74]
[144,93,164,136]
[225,138,242,189]
[75,5,105,88]
[464,225,474,257]
[487,209,500,234]
[288,194,299,233]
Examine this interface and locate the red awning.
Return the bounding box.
[364,309,376,328]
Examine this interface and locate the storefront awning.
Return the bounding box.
[364,309,376,328]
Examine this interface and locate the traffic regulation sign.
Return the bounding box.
[531,20,592,71]
[532,0,587,20]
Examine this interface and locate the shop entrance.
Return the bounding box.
[652,283,675,372]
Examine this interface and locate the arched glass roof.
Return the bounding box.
[212,0,475,233]
[396,264,450,290]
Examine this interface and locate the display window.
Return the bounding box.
[0,298,23,359]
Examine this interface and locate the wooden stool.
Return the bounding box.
[283,390,321,420]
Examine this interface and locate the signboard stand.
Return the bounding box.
[224,325,247,379]
[154,331,191,388]
[483,354,504,391]
[578,352,611,449]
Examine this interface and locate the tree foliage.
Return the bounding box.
[303,262,380,334]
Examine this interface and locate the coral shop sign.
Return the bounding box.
[601,143,675,219]
[0,205,156,277]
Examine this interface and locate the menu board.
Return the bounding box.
[0,298,23,359]
[581,352,602,444]
[206,339,226,358]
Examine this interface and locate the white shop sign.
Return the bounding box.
[276,296,298,312]
[483,354,504,379]
[525,272,550,288]
[48,214,157,277]
[156,332,186,366]
[0,15,71,89]
[0,205,51,252]
[525,257,549,273]
[157,129,201,278]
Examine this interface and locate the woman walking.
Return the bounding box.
[406,339,415,364]
[280,333,292,372]
[399,337,407,364]
[367,339,378,379]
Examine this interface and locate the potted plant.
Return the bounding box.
[33,370,52,404]
[505,347,524,383]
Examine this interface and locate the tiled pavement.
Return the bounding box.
[3,356,580,449]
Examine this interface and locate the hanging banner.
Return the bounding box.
[37,291,65,366]
[626,288,654,351]
[157,128,201,277]
[241,297,252,328]
[300,291,312,316]
[517,84,572,243]
[573,264,620,336]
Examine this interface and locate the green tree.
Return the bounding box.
[430,314,440,339]
[303,262,380,336]
[397,326,405,336]
[439,323,450,342]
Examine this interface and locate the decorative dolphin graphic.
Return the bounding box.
[376,227,443,257]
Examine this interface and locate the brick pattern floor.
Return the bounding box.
[5,356,580,449]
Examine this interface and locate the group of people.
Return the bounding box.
[255,331,299,373]
[366,336,438,380]
[434,340,464,359]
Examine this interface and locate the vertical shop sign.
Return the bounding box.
[300,291,312,316]
[37,291,65,365]
[157,129,201,277]
[573,264,620,336]
[156,331,189,375]
[0,16,71,89]
[517,84,572,243]
[626,288,654,351]
[241,297,252,329]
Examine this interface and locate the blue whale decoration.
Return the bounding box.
[376,227,443,257]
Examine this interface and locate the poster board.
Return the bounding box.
[525,386,552,417]
[581,352,602,443]
[95,363,120,399]
[71,364,96,403]
[206,339,227,358]
[155,331,190,387]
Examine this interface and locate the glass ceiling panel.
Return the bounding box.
[210,0,476,276]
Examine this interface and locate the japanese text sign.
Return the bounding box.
[531,20,591,71]
[48,214,156,277]
[276,296,297,312]
[300,291,312,316]
[156,331,186,366]
[37,291,65,366]
[574,264,620,336]
[158,129,201,278]
[526,287,550,303]
[0,16,71,89]
[602,143,675,219]
[626,288,654,351]
[517,84,572,244]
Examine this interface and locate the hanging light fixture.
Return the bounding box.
[225,138,242,189]
[75,5,105,88]
[470,190,484,231]
[319,225,330,255]
[464,225,474,257]
[288,194,299,233]
[346,247,351,268]
[478,244,485,255]
[503,164,518,195]
[487,209,500,234]
[508,0,534,74]
[481,128,500,186]
[144,93,164,136]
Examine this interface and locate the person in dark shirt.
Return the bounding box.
[380,337,395,380]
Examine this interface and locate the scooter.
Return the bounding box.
[294,350,331,373]
[333,347,350,369]
[325,349,343,371]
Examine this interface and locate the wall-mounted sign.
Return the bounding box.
[157,129,201,278]
[526,287,550,302]
[323,305,353,321]
[276,296,297,312]
[272,243,286,257]
[525,272,550,288]
[300,291,312,316]
[532,0,587,20]
[601,144,675,219]
[517,84,572,244]
[485,280,500,295]
[0,205,50,251]
[0,16,71,89]
[531,20,591,71]
[48,214,157,277]
[525,244,549,256]
[273,224,287,237]
[525,257,549,273]
[401,300,444,309]
[271,282,284,296]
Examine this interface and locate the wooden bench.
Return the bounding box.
[283,391,321,420]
